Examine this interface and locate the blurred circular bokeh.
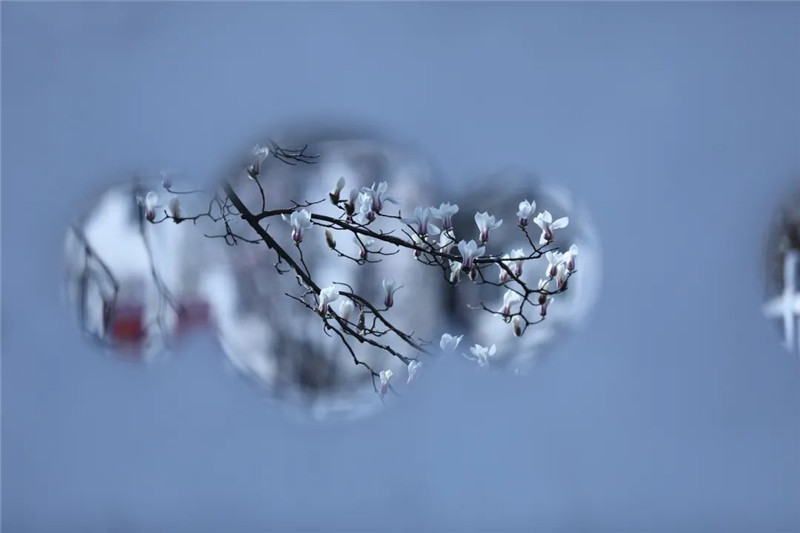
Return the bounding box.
[199,128,446,421]
[63,180,218,360]
[443,169,602,374]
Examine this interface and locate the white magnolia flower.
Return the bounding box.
[379,369,394,396]
[563,244,579,272]
[141,191,159,222]
[545,251,565,278]
[457,239,485,272]
[382,279,402,308]
[474,211,503,244]
[407,360,423,385]
[338,298,355,323]
[329,176,346,204]
[468,344,497,367]
[449,260,463,283]
[500,248,526,282]
[438,228,457,253]
[404,206,440,237]
[501,290,523,318]
[509,248,525,277]
[517,199,535,227]
[555,263,569,290]
[318,286,340,314]
[354,192,376,225]
[439,333,463,352]
[282,209,313,244]
[247,144,270,178]
[533,210,569,245]
[430,202,459,231]
[362,181,396,214]
[498,253,513,284]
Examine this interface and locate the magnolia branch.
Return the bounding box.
[139,142,581,394]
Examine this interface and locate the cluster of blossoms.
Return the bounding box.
[137,190,182,224]
[141,144,581,398]
[308,177,579,381]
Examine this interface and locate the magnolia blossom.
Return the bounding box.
[439,333,463,352]
[474,211,503,244]
[564,244,579,272]
[354,192,376,224]
[555,263,569,290]
[329,176,346,204]
[468,344,497,367]
[338,298,354,323]
[404,206,440,237]
[430,202,459,231]
[498,254,512,284]
[379,369,394,396]
[533,210,569,245]
[500,248,525,282]
[501,290,523,318]
[509,248,525,277]
[318,286,340,315]
[169,197,182,222]
[407,360,423,385]
[545,251,564,278]
[457,239,485,272]
[247,144,270,179]
[282,209,313,244]
[362,181,396,214]
[143,191,159,222]
[382,279,402,308]
[517,199,535,227]
[449,260,463,283]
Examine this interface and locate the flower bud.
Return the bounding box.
[325,229,336,249]
[329,177,346,205]
[338,298,354,323]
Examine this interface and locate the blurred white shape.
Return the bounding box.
[204,133,445,422]
[763,250,800,353]
[64,182,215,359]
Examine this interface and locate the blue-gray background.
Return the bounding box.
[3,2,800,531]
